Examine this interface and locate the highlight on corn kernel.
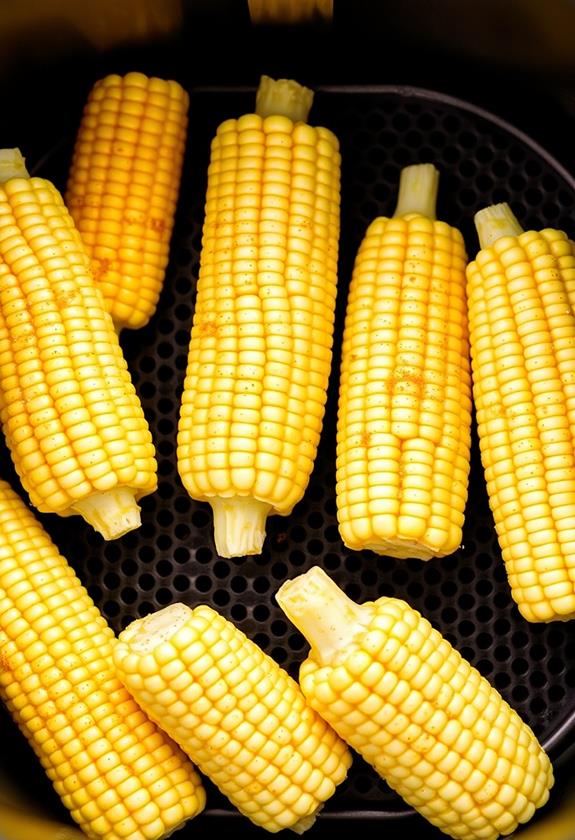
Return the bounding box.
[335,162,472,561]
[113,600,352,833]
[467,201,575,623]
[0,147,158,540]
[276,565,554,840]
[176,74,341,559]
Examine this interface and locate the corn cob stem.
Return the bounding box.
[276,565,369,664]
[210,496,271,557]
[70,486,141,540]
[255,74,314,121]
[0,148,29,181]
[392,162,439,219]
[474,202,524,248]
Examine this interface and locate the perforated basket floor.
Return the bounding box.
[2,84,575,827]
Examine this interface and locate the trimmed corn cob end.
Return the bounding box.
[336,163,472,560]
[467,202,575,622]
[177,75,341,557]
[276,566,554,840]
[66,71,189,332]
[0,149,157,540]
[113,601,352,834]
[0,478,206,840]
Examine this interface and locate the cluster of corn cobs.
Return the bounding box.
[0,69,571,839]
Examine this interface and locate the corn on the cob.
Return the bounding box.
[113,601,352,834]
[0,148,157,539]
[65,71,189,332]
[0,478,206,840]
[276,565,554,840]
[467,202,575,622]
[248,0,333,23]
[336,163,472,560]
[176,74,341,558]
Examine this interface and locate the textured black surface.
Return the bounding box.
[1,85,575,828]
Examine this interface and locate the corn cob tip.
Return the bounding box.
[0,148,29,182]
[70,487,142,540]
[276,566,369,664]
[473,202,524,249]
[255,74,314,122]
[117,601,190,653]
[393,162,439,219]
[210,496,271,557]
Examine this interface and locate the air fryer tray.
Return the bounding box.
[2,84,575,825]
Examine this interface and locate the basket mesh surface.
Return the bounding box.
[1,85,575,820]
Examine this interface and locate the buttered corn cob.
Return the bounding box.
[467,203,575,622]
[177,74,341,558]
[66,71,189,332]
[0,478,205,840]
[0,149,157,539]
[113,601,352,833]
[336,163,472,560]
[276,566,553,840]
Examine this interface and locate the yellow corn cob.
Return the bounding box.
[467,203,575,622]
[336,163,472,560]
[0,148,157,539]
[65,71,189,332]
[176,74,341,558]
[0,478,205,840]
[248,0,333,23]
[113,601,352,834]
[276,566,554,840]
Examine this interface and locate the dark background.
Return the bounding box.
[1,2,575,839]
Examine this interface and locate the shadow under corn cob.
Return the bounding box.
[0,149,157,540]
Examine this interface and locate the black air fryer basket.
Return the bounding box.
[2,83,575,831]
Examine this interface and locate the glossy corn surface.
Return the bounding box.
[467,203,575,622]
[336,164,472,559]
[0,166,157,539]
[113,601,352,834]
[66,71,189,331]
[0,479,205,840]
[177,76,341,557]
[276,566,554,840]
